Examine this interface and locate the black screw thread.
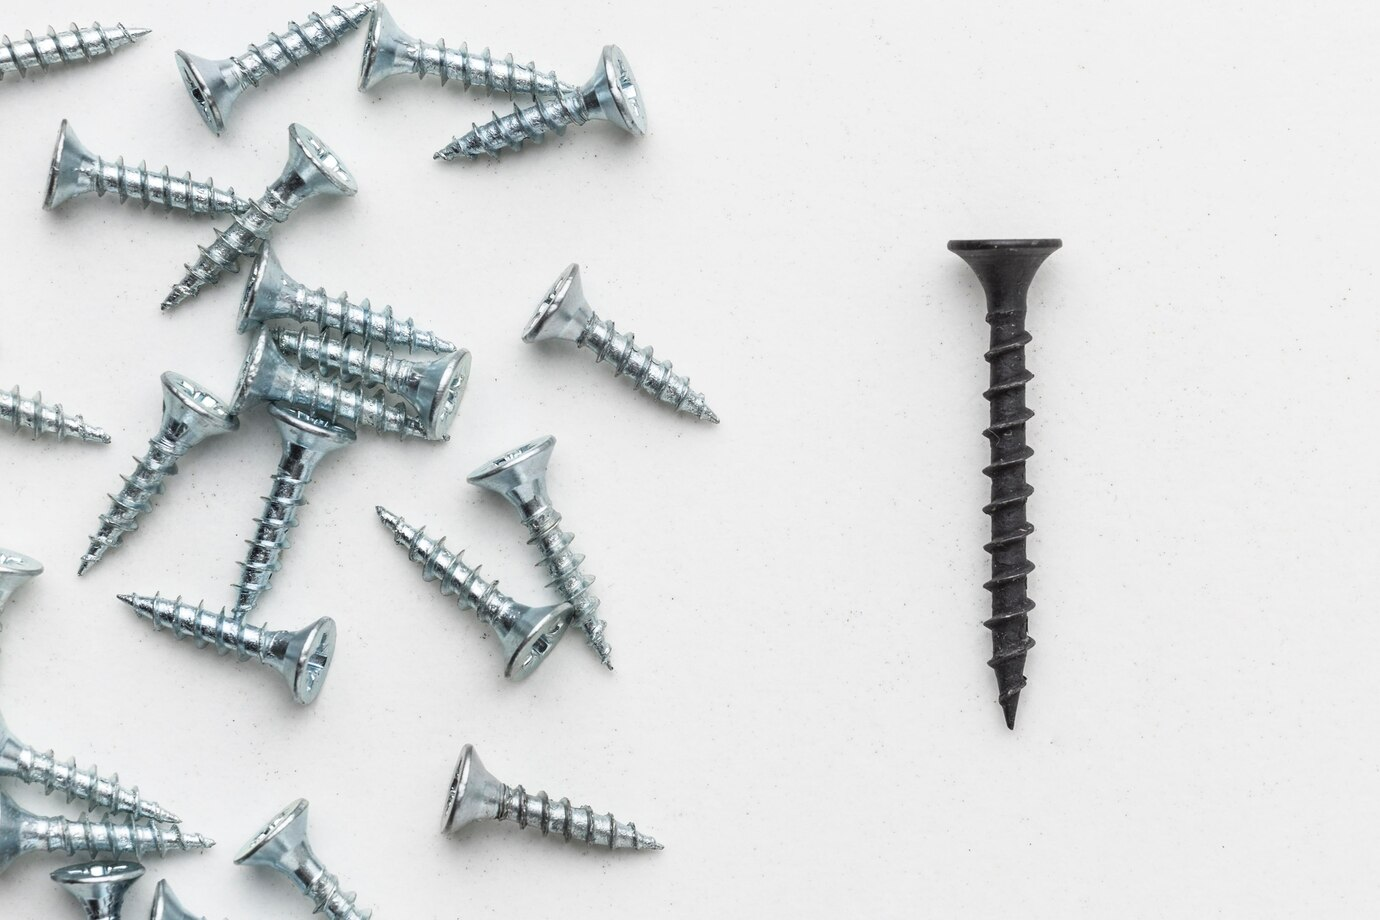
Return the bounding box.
[949,239,1061,730]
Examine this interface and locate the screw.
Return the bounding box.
[1,23,149,81]
[375,507,572,681]
[239,242,456,353]
[175,4,373,135]
[526,264,719,423]
[232,404,356,620]
[273,329,471,440]
[435,45,647,161]
[468,436,613,669]
[52,860,145,920]
[949,238,1061,730]
[1,385,110,444]
[0,549,42,620]
[233,328,430,440]
[442,744,662,851]
[79,374,239,576]
[45,120,249,216]
[0,708,181,824]
[117,594,336,706]
[358,2,571,97]
[235,799,371,920]
[162,123,357,311]
[0,790,213,874]
[150,881,208,920]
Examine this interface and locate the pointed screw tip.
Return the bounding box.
[1001,694,1020,730]
[76,558,93,576]
[128,26,153,39]
[115,593,135,606]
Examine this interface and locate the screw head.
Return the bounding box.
[0,549,43,616]
[234,798,314,873]
[150,880,199,920]
[160,372,240,446]
[43,120,96,210]
[268,403,356,455]
[948,239,1063,304]
[499,602,574,680]
[278,617,337,705]
[357,2,415,92]
[52,860,145,920]
[415,350,471,441]
[232,328,296,413]
[585,45,648,136]
[524,264,595,345]
[467,436,556,504]
[174,50,241,136]
[238,243,291,333]
[283,124,359,199]
[441,744,503,833]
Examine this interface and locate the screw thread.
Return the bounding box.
[578,313,719,422]
[10,746,180,824]
[0,386,110,443]
[225,5,371,89]
[232,457,314,619]
[24,812,213,858]
[277,367,424,438]
[519,502,612,668]
[302,868,372,920]
[0,22,146,79]
[274,328,417,394]
[120,593,283,665]
[435,91,589,160]
[163,184,297,309]
[410,38,571,97]
[92,155,247,215]
[498,784,661,850]
[81,431,188,573]
[376,508,519,632]
[278,283,456,353]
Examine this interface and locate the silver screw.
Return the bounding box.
[0,708,180,824]
[0,790,214,875]
[233,328,429,440]
[358,2,571,97]
[79,374,239,576]
[232,404,356,620]
[150,881,209,920]
[45,120,249,216]
[117,594,337,706]
[527,264,719,423]
[1,23,149,81]
[162,124,357,311]
[468,436,613,669]
[52,860,144,920]
[375,507,572,681]
[239,243,456,353]
[435,45,647,161]
[1,385,110,444]
[235,799,371,920]
[0,549,42,620]
[273,329,471,440]
[175,4,373,135]
[442,744,663,851]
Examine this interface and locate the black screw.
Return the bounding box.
[949,238,1061,730]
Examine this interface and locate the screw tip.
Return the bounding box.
[127,26,153,39]
[77,558,94,576]
[703,407,720,424]
[1001,693,1021,730]
[115,593,135,606]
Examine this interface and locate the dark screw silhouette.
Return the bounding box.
[949,238,1061,730]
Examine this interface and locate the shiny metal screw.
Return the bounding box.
[435,45,646,161]
[273,329,471,440]
[150,881,211,920]
[176,4,372,135]
[443,744,662,851]
[0,549,42,620]
[162,124,357,310]
[45,120,249,216]
[234,328,429,440]
[79,374,239,576]
[1,23,149,81]
[527,264,719,422]
[232,404,356,620]
[0,790,213,874]
[239,243,456,353]
[52,860,144,920]
[118,594,337,706]
[1,385,110,444]
[358,2,571,97]
[469,436,613,669]
[0,708,180,824]
[375,507,572,681]
[235,799,371,920]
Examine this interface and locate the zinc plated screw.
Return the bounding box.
[45,120,249,216]
[443,744,662,851]
[949,238,1061,731]
[235,799,371,920]
[527,264,719,423]
[0,790,214,874]
[358,2,571,97]
[239,242,457,353]
[1,23,149,81]
[150,881,211,920]
[469,436,613,669]
[375,507,572,680]
[232,404,356,620]
[117,594,337,706]
[79,374,239,576]
[234,328,430,440]
[273,328,471,440]
[162,123,357,311]
[0,708,181,824]
[0,549,42,619]
[175,4,373,135]
[1,385,110,444]
[52,860,144,920]
[435,45,646,161]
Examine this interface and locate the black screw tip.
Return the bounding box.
[1002,694,1020,730]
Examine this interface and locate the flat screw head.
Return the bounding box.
[357,2,415,91]
[467,435,556,506]
[234,798,314,874]
[440,744,503,833]
[585,45,647,135]
[524,264,594,345]
[232,328,294,413]
[149,880,199,920]
[43,119,96,210]
[416,350,471,440]
[0,549,43,614]
[282,123,358,199]
[500,602,573,680]
[280,617,337,705]
[268,403,356,454]
[52,861,145,920]
[0,790,30,872]
[174,50,240,136]
[160,372,240,444]
[238,243,290,333]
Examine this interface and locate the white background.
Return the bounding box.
[0,1,1375,916]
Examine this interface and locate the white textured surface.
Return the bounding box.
[0,1,1376,916]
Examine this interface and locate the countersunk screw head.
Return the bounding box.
[237,242,289,333]
[269,403,357,455]
[282,123,359,199]
[357,2,413,92]
[523,264,592,345]
[234,798,312,872]
[173,50,238,136]
[440,743,501,832]
[231,329,293,413]
[150,880,202,920]
[467,435,555,505]
[589,45,647,136]
[0,549,42,614]
[415,349,471,441]
[282,617,336,705]
[52,860,144,920]
[161,372,241,444]
[43,119,93,210]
